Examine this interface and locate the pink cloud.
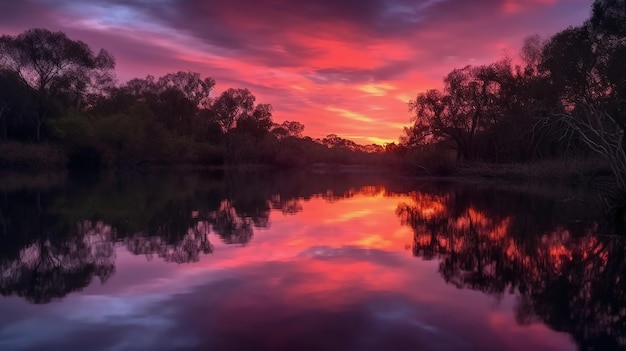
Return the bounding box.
[0,0,595,144]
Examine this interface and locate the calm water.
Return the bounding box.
[0,171,624,351]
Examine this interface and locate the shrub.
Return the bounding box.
[194,143,225,165]
[0,141,66,169]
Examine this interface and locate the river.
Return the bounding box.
[0,171,623,350]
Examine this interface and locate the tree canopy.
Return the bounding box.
[0,28,115,140]
[402,0,626,182]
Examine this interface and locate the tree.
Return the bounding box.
[587,0,626,123]
[151,87,198,132]
[281,121,305,138]
[363,144,384,153]
[540,26,598,106]
[271,120,304,140]
[321,134,357,149]
[406,60,514,161]
[0,28,115,141]
[271,125,290,140]
[555,103,626,189]
[211,88,255,132]
[90,72,216,136]
[124,75,157,97]
[519,34,545,77]
[236,103,274,137]
[537,0,626,191]
[589,0,626,38]
[156,71,215,108]
[0,69,37,140]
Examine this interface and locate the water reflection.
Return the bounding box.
[397,185,626,350]
[0,172,624,350]
[0,171,400,303]
[0,219,115,304]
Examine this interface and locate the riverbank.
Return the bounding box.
[0,141,67,170]
[0,141,613,186]
[452,158,611,184]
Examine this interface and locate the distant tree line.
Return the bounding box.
[3,0,624,177]
[0,29,391,168]
[399,0,626,186]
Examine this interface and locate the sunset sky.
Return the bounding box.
[1,0,594,145]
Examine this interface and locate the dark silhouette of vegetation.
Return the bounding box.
[400,0,626,190]
[0,29,394,170]
[0,28,115,142]
[1,5,624,348]
[1,1,625,180]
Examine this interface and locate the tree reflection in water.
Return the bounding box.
[0,171,394,303]
[396,185,626,350]
[2,172,624,350]
[0,217,115,304]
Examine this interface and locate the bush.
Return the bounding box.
[194,143,225,165]
[48,113,94,145]
[406,146,457,176]
[66,144,103,169]
[0,141,67,169]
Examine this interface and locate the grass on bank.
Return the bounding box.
[0,140,613,189]
[403,146,611,185]
[454,158,611,183]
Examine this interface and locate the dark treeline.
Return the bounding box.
[397,0,626,186]
[0,30,391,169]
[2,0,626,185]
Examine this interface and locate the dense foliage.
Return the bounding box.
[401,0,626,186]
[1,0,624,177]
[0,30,390,169]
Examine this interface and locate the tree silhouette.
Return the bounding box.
[0,28,115,140]
[211,88,256,132]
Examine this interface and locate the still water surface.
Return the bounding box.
[0,171,623,351]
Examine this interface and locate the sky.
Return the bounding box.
[0,0,594,145]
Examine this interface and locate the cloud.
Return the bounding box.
[0,0,595,143]
[326,107,376,123]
